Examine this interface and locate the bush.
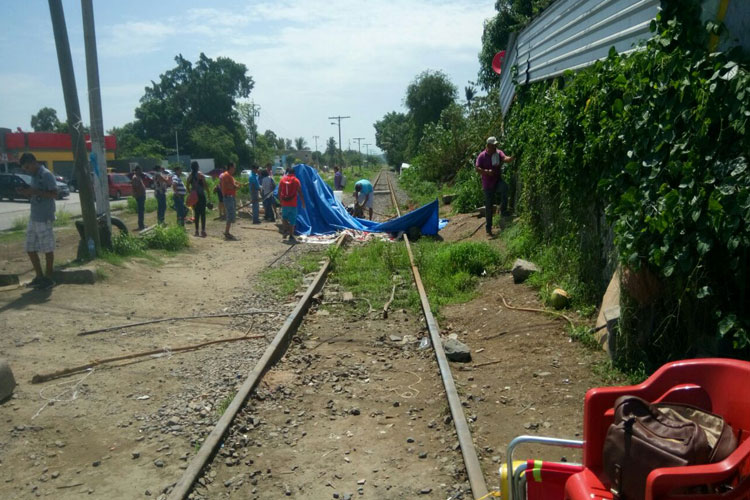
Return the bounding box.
[126,196,157,213]
[111,232,145,256]
[142,224,189,251]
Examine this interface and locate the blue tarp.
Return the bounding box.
[279,164,446,236]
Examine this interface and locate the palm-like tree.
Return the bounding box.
[465,85,477,105]
[294,137,308,150]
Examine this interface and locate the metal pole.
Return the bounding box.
[353,137,364,172]
[328,115,350,170]
[49,0,100,255]
[175,130,179,164]
[81,0,110,229]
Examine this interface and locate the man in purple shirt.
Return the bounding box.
[475,136,513,236]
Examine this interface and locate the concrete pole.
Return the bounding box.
[81,0,110,229]
[49,0,100,255]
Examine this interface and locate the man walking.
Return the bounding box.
[353,178,374,220]
[475,137,513,236]
[261,168,276,222]
[248,165,261,224]
[131,165,147,230]
[171,165,187,226]
[279,167,306,243]
[152,165,169,224]
[18,153,57,290]
[219,162,240,240]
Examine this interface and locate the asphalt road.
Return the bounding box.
[0,192,152,231]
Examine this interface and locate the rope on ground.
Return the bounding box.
[389,371,422,399]
[267,244,296,268]
[383,282,397,319]
[500,294,576,329]
[31,334,266,384]
[78,310,279,336]
[32,369,95,420]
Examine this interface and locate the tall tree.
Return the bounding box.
[465,85,477,105]
[189,125,238,167]
[31,107,61,132]
[294,137,307,150]
[135,53,254,160]
[325,137,338,166]
[374,111,410,168]
[236,102,259,147]
[405,70,457,150]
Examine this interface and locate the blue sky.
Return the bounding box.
[1,0,496,154]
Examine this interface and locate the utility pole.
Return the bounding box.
[175,130,179,164]
[364,143,371,169]
[312,135,319,152]
[328,115,350,169]
[81,0,110,230]
[352,137,364,172]
[249,101,260,147]
[49,0,100,256]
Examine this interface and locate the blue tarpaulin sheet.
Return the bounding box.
[279,164,446,236]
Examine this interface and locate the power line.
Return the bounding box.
[327,115,350,169]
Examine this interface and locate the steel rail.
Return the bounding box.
[168,233,348,500]
[384,171,489,499]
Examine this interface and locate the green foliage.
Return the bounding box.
[374,111,411,168]
[398,167,440,207]
[126,196,157,214]
[260,252,325,299]
[189,125,239,168]
[405,70,458,155]
[141,225,189,251]
[502,4,750,366]
[11,215,28,231]
[30,107,61,132]
[111,232,146,257]
[53,210,72,227]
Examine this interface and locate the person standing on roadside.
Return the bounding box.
[334,165,344,190]
[18,153,57,290]
[475,136,513,237]
[171,165,187,226]
[261,169,276,222]
[353,178,374,220]
[219,162,240,240]
[214,166,225,220]
[152,165,170,225]
[187,161,207,237]
[131,165,147,231]
[279,167,306,243]
[248,165,261,224]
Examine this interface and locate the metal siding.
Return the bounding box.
[500,0,661,115]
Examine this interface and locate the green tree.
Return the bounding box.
[374,111,410,167]
[325,136,338,165]
[294,137,307,150]
[251,134,276,166]
[135,53,253,161]
[236,102,259,147]
[405,70,457,151]
[189,125,238,167]
[31,107,61,132]
[464,85,477,106]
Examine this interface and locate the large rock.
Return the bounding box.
[512,259,539,284]
[0,359,16,402]
[443,338,471,363]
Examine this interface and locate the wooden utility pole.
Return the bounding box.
[328,115,350,169]
[352,137,364,172]
[81,0,111,229]
[48,0,100,256]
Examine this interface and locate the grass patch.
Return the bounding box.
[329,239,502,317]
[95,268,109,281]
[54,210,72,227]
[100,224,189,265]
[260,251,326,299]
[216,392,236,417]
[0,229,26,243]
[126,196,158,214]
[11,215,28,231]
[142,225,190,251]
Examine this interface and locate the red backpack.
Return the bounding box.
[279,176,298,202]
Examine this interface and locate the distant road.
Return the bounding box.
[0,192,153,231]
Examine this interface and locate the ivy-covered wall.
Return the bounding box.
[502,1,750,370]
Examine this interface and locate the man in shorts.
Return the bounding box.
[279,167,306,243]
[18,153,58,290]
[219,162,240,240]
[353,178,374,220]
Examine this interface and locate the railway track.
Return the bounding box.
[168,169,489,499]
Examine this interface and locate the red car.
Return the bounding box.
[108,173,133,199]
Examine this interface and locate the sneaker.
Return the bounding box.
[25,276,44,288]
[201,231,207,237]
[34,277,55,290]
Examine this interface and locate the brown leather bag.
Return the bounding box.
[603,395,737,500]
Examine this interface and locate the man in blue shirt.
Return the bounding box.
[248,165,261,224]
[18,153,58,290]
[354,179,374,220]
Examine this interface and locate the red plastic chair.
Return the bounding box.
[565,358,750,500]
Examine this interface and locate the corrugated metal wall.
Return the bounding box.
[499,0,661,115]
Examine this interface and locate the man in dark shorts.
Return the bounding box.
[475,137,513,236]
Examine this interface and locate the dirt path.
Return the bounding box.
[0,210,309,499]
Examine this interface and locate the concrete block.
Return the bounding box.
[51,267,97,285]
[595,269,621,356]
[0,359,16,402]
[0,274,20,287]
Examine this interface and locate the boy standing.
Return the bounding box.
[219,163,240,240]
[278,167,306,243]
[131,165,147,230]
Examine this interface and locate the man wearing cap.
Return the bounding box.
[353,178,374,220]
[475,136,513,236]
[18,153,58,290]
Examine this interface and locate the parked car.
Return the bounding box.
[108,173,133,200]
[0,173,31,201]
[55,180,70,199]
